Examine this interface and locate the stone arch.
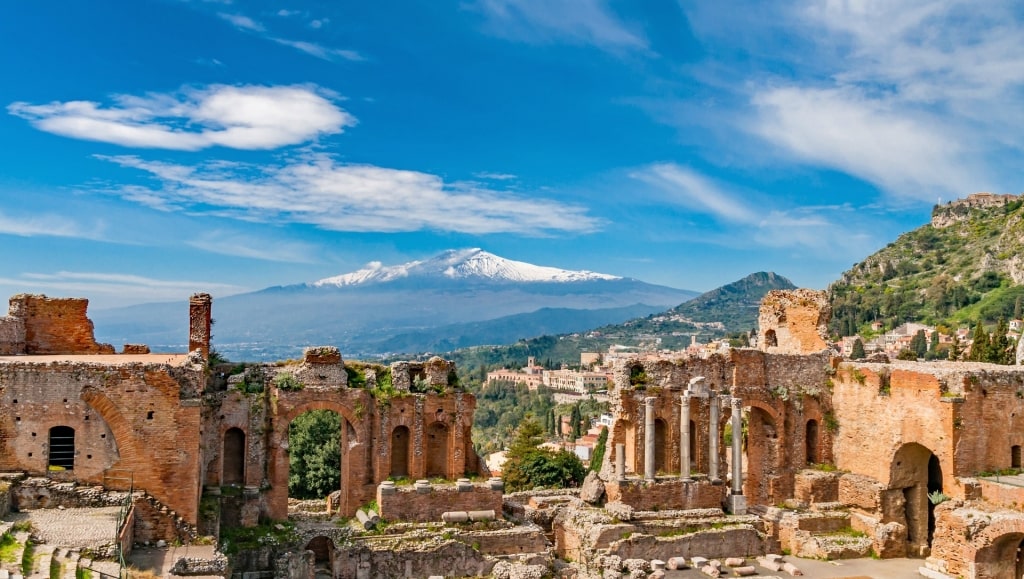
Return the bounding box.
[390,425,410,478]
[973,528,1024,579]
[743,403,782,505]
[890,442,942,555]
[223,427,245,485]
[806,419,819,465]
[425,422,449,478]
[305,535,335,568]
[48,426,75,470]
[764,329,778,348]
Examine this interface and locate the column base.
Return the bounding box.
[726,494,747,515]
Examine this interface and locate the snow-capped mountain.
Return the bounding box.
[312,248,621,287]
[92,249,697,360]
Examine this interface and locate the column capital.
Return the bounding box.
[731,397,742,410]
[644,396,656,406]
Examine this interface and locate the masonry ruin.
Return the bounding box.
[5,289,1024,578]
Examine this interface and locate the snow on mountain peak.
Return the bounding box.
[312,248,621,287]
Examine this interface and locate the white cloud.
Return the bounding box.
[0,210,98,239]
[630,164,757,223]
[186,231,319,263]
[309,18,327,29]
[269,38,363,61]
[0,271,247,306]
[9,85,354,151]
[277,9,300,17]
[98,153,602,235]
[474,172,517,180]
[218,12,264,31]
[474,0,647,51]
[751,86,979,198]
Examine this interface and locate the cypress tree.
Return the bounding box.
[968,322,989,362]
[850,338,866,360]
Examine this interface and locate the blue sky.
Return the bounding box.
[1,0,1022,308]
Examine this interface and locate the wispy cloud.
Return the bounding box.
[98,153,603,236]
[630,163,878,258]
[217,12,263,31]
[0,271,248,306]
[218,10,364,61]
[474,172,517,181]
[9,85,354,150]
[474,0,647,52]
[0,210,99,239]
[186,230,319,263]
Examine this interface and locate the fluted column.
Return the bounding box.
[644,397,656,481]
[731,397,743,494]
[709,394,720,483]
[680,394,691,481]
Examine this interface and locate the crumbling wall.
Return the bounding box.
[8,294,114,354]
[604,478,725,510]
[0,314,25,355]
[377,482,503,522]
[757,289,830,355]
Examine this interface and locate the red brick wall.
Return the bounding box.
[605,478,726,510]
[9,294,114,354]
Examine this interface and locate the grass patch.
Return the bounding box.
[829,526,868,538]
[76,567,93,579]
[219,520,299,555]
[22,540,36,576]
[0,532,20,563]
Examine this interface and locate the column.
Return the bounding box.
[709,394,720,483]
[680,394,691,481]
[615,443,626,481]
[644,397,656,481]
[731,397,743,494]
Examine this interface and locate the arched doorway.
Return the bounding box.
[974,532,1024,579]
[391,426,410,478]
[743,406,780,505]
[223,428,245,485]
[425,422,449,478]
[48,426,75,470]
[806,419,819,465]
[654,418,668,474]
[305,535,334,578]
[890,442,942,556]
[765,330,778,348]
[289,410,343,500]
[620,420,636,474]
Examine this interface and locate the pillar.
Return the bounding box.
[680,394,691,481]
[731,397,742,494]
[709,394,720,484]
[615,443,626,481]
[644,397,656,481]
[189,293,213,359]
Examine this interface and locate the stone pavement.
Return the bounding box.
[662,556,926,578]
[8,507,121,549]
[128,544,223,579]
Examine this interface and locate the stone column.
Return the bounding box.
[680,394,691,481]
[615,443,626,481]
[644,397,656,481]
[731,397,743,494]
[709,394,720,484]
[188,293,213,359]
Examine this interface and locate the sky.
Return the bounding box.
[1,0,1022,308]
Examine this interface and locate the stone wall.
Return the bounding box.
[377,482,503,522]
[0,314,25,355]
[8,294,114,355]
[604,478,725,511]
[757,289,830,355]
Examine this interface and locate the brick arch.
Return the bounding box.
[278,400,362,440]
[970,519,1024,579]
[80,388,139,471]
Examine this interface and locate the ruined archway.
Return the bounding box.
[425,422,449,478]
[390,426,410,478]
[890,442,942,556]
[618,420,637,474]
[806,419,819,465]
[974,532,1024,579]
[743,404,781,505]
[223,428,245,485]
[305,535,335,576]
[289,410,343,500]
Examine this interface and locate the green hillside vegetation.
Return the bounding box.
[830,196,1024,337]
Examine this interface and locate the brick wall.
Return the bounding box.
[0,315,25,355]
[9,294,114,355]
[377,483,502,522]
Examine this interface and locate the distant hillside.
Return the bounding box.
[445,271,796,370]
[830,193,1024,336]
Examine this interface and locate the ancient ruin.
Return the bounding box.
[5,289,1024,577]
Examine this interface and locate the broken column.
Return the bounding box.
[709,392,720,483]
[189,293,213,359]
[680,393,691,481]
[644,396,656,481]
[727,396,747,514]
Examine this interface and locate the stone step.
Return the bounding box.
[809,501,847,511]
[28,544,54,579]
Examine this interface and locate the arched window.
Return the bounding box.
[391,426,410,477]
[49,426,75,470]
[806,419,819,464]
[223,428,246,485]
[765,329,778,348]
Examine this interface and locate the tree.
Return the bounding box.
[910,330,928,359]
[850,338,866,360]
[288,410,341,499]
[990,318,1012,364]
[949,333,963,361]
[968,322,990,362]
[589,427,608,473]
[570,404,583,439]
[502,417,586,492]
[926,329,940,360]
